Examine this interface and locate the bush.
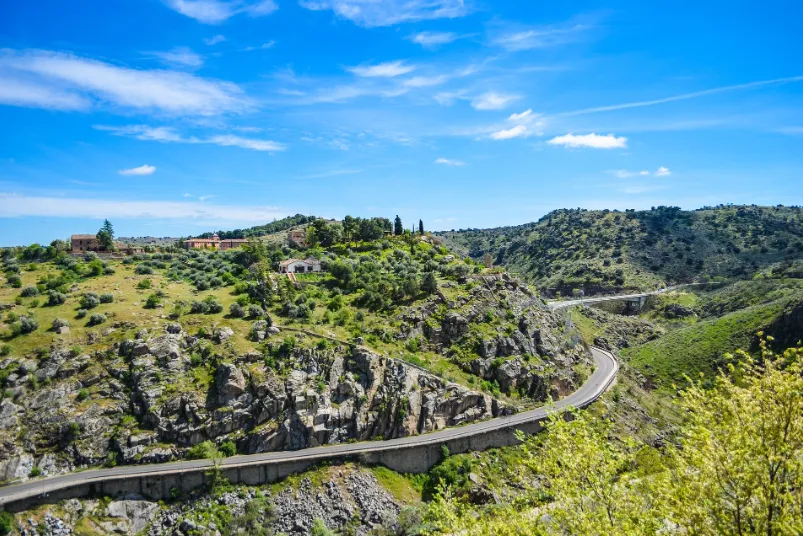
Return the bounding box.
[104,267,115,275]
[190,300,208,314]
[76,309,88,319]
[80,292,100,309]
[0,345,10,356]
[88,313,106,326]
[51,318,70,331]
[247,304,265,318]
[204,296,223,314]
[137,279,152,290]
[99,293,114,303]
[76,388,89,401]
[47,290,67,306]
[144,293,161,309]
[20,286,39,298]
[135,264,154,275]
[186,440,221,460]
[16,316,38,335]
[229,303,246,318]
[6,275,21,288]
[0,510,12,536]
[219,440,237,457]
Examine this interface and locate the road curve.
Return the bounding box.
[0,347,618,507]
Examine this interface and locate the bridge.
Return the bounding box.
[0,348,618,511]
[546,283,708,311]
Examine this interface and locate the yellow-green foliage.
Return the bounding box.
[425,338,803,536]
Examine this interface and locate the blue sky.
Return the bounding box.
[1,0,802,246]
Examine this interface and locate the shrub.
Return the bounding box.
[229,303,246,318]
[88,313,106,326]
[135,264,154,275]
[0,510,12,536]
[186,440,221,460]
[204,296,223,314]
[16,316,38,335]
[76,309,88,319]
[219,440,237,457]
[104,267,115,275]
[79,292,100,309]
[136,279,152,290]
[20,286,39,297]
[47,290,67,306]
[190,300,208,314]
[144,293,161,309]
[99,293,114,303]
[30,298,39,308]
[6,275,21,288]
[0,345,10,356]
[247,304,265,318]
[76,388,89,401]
[28,466,42,478]
[51,318,70,331]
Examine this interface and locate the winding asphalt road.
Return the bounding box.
[0,346,618,507]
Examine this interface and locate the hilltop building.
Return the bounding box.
[71,234,100,252]
[288,229,307,248]
[184,233,249,251]
[279,258,322,274]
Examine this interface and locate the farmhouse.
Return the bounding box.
[71,234,100,252]
[184,233,249,251]
[279,258,322,274]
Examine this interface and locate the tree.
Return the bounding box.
[96,219,115,251]
[419,219,424,234]
[394,215,403,236]
[343,215,357,243]
[422,272,438,294]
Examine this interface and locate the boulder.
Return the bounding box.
[216,364,246,402]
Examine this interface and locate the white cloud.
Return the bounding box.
[491,19,593,51]
[153,47,204,68]
[0,49,248,116]
[491,124,527,140]
[435,157,465,166]
[640,170,650,176]
[655,166,672,176]
[204,34,226,45]
[164,0,278,24]
[243,41,276,51]
[409,31,459,47]
[97,125,286,152]
[0,78,90,111]
[547,133,628,149]
[299,0,469,27]
[0,193,288,222]
[433,90,468,106]
[348,61,415,78]
[508,109,532,121]
[403,75,448,88]
[471,91,520,110]
[119,164,156,176]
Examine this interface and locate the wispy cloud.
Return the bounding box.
[163,0,278,24]
[299,0,469,27]
[0,49,248,116]
[471,91,520,110]
[0,193,288,222]
[508,109,532,121]
[243,41,275,52]
[557,75,803,117]
[96,125,285,152]
[204,34,226,45]
[491,19,593,51]
[490,124,527,140]
[404,75,448,88]
[547,133,627,149]
[348,61,415,78]
[611,169,649,178]
[435,157,465,166]
[119,164,157,176]
[409,31,460,47]
[152,47,204,68]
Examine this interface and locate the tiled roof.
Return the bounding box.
[71,234,97,239]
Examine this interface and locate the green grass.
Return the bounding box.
[368,466,423,504]
[623,298,791,387]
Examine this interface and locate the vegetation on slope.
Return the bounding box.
[439,205,803,295]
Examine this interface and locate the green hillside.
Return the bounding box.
[439,205,803,295]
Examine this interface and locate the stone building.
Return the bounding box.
[71,234,100,252]
[288,229,307,248]
[184,233,249,251]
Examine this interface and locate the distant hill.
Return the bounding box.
[195,214,316,240]
[438,205,803,295]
